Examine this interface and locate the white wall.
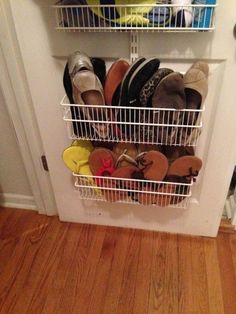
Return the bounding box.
[0,87,35,209]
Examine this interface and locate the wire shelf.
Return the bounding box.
[73,173,192,208]
[52,2,217,32]
[61,96,204,146]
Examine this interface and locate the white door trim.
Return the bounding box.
[0,1,57,216]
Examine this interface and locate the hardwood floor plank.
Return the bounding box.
[148,232,165,313]
[204,238,225,314]
[217,233,236,314]
[117,229,141,314]
[191,236,210,314]
[65,225,106,314]
[229,234,236,279]
[86,227,120,314]
[102,228,132,314]
[177,235,194,314]
[148,232,179,314]
[133,230,154,314]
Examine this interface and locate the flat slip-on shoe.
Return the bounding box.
[151,72,186,144]
[184,63,209,107]
[152,72,186,110]
[68,51,93,79]
[63,61,95,138]
[140,68,173,107]
[167,155,202,182]
[117,57,146,138]
[73,70,110,139]
[181,61,209,145]
[128,57,161,107]
[118,57,146,107]
[104,59,130,106]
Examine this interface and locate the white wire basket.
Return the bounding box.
[52,2,217,32]
[73,173,192,208]
[61,95,204,146]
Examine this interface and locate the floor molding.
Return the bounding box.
[0,193,37,210]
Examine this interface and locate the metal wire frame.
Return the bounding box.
[60,96,205,146]
[52,2,217,32]
[73,173,192,208]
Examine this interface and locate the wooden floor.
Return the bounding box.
[0,208,236,314]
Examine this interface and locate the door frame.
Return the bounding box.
[0,1,57,216]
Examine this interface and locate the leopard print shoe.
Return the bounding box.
[139,68,173,107]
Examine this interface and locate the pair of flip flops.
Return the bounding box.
[62,140,100,191]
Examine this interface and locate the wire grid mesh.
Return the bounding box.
[52,2,216,32]
[61,96,204,146]
[74,174,192,208]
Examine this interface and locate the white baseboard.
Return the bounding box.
[0,193,37,210]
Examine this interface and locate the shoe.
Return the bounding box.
[113,143,138,168]
[62,140,93,175]
[128,57,160,107]
[137,150,169,181]
[88,148,116,176]
[167,155,202,182]
[64,51,94,138]
[152,72,186,144]
[140,68,173,107]
[72,70,110,139]
[181,61,209,145]
[104,59,130,106]
[68,51,93,79]
[91,57,106,87]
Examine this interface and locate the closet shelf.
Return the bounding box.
[73,173,192,208]
[61,95,204,146]
[53,2,217,32]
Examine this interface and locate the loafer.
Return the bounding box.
[68,51,93,79]
[181,61,209,145]
[73,70,110,139]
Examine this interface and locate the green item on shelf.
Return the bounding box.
[86,0,156,26]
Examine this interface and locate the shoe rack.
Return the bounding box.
[53,1,217,209]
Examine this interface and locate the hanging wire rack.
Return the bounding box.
[60,96,205,146]
[73,173,192,208]
[52,2,217,32]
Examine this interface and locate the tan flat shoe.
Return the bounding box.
[73,70,110,139]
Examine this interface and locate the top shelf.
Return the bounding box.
[52,1,217,33]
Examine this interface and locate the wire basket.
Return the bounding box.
[52,1,217,32]
[61,96,204,146]
[74,173,192,208]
